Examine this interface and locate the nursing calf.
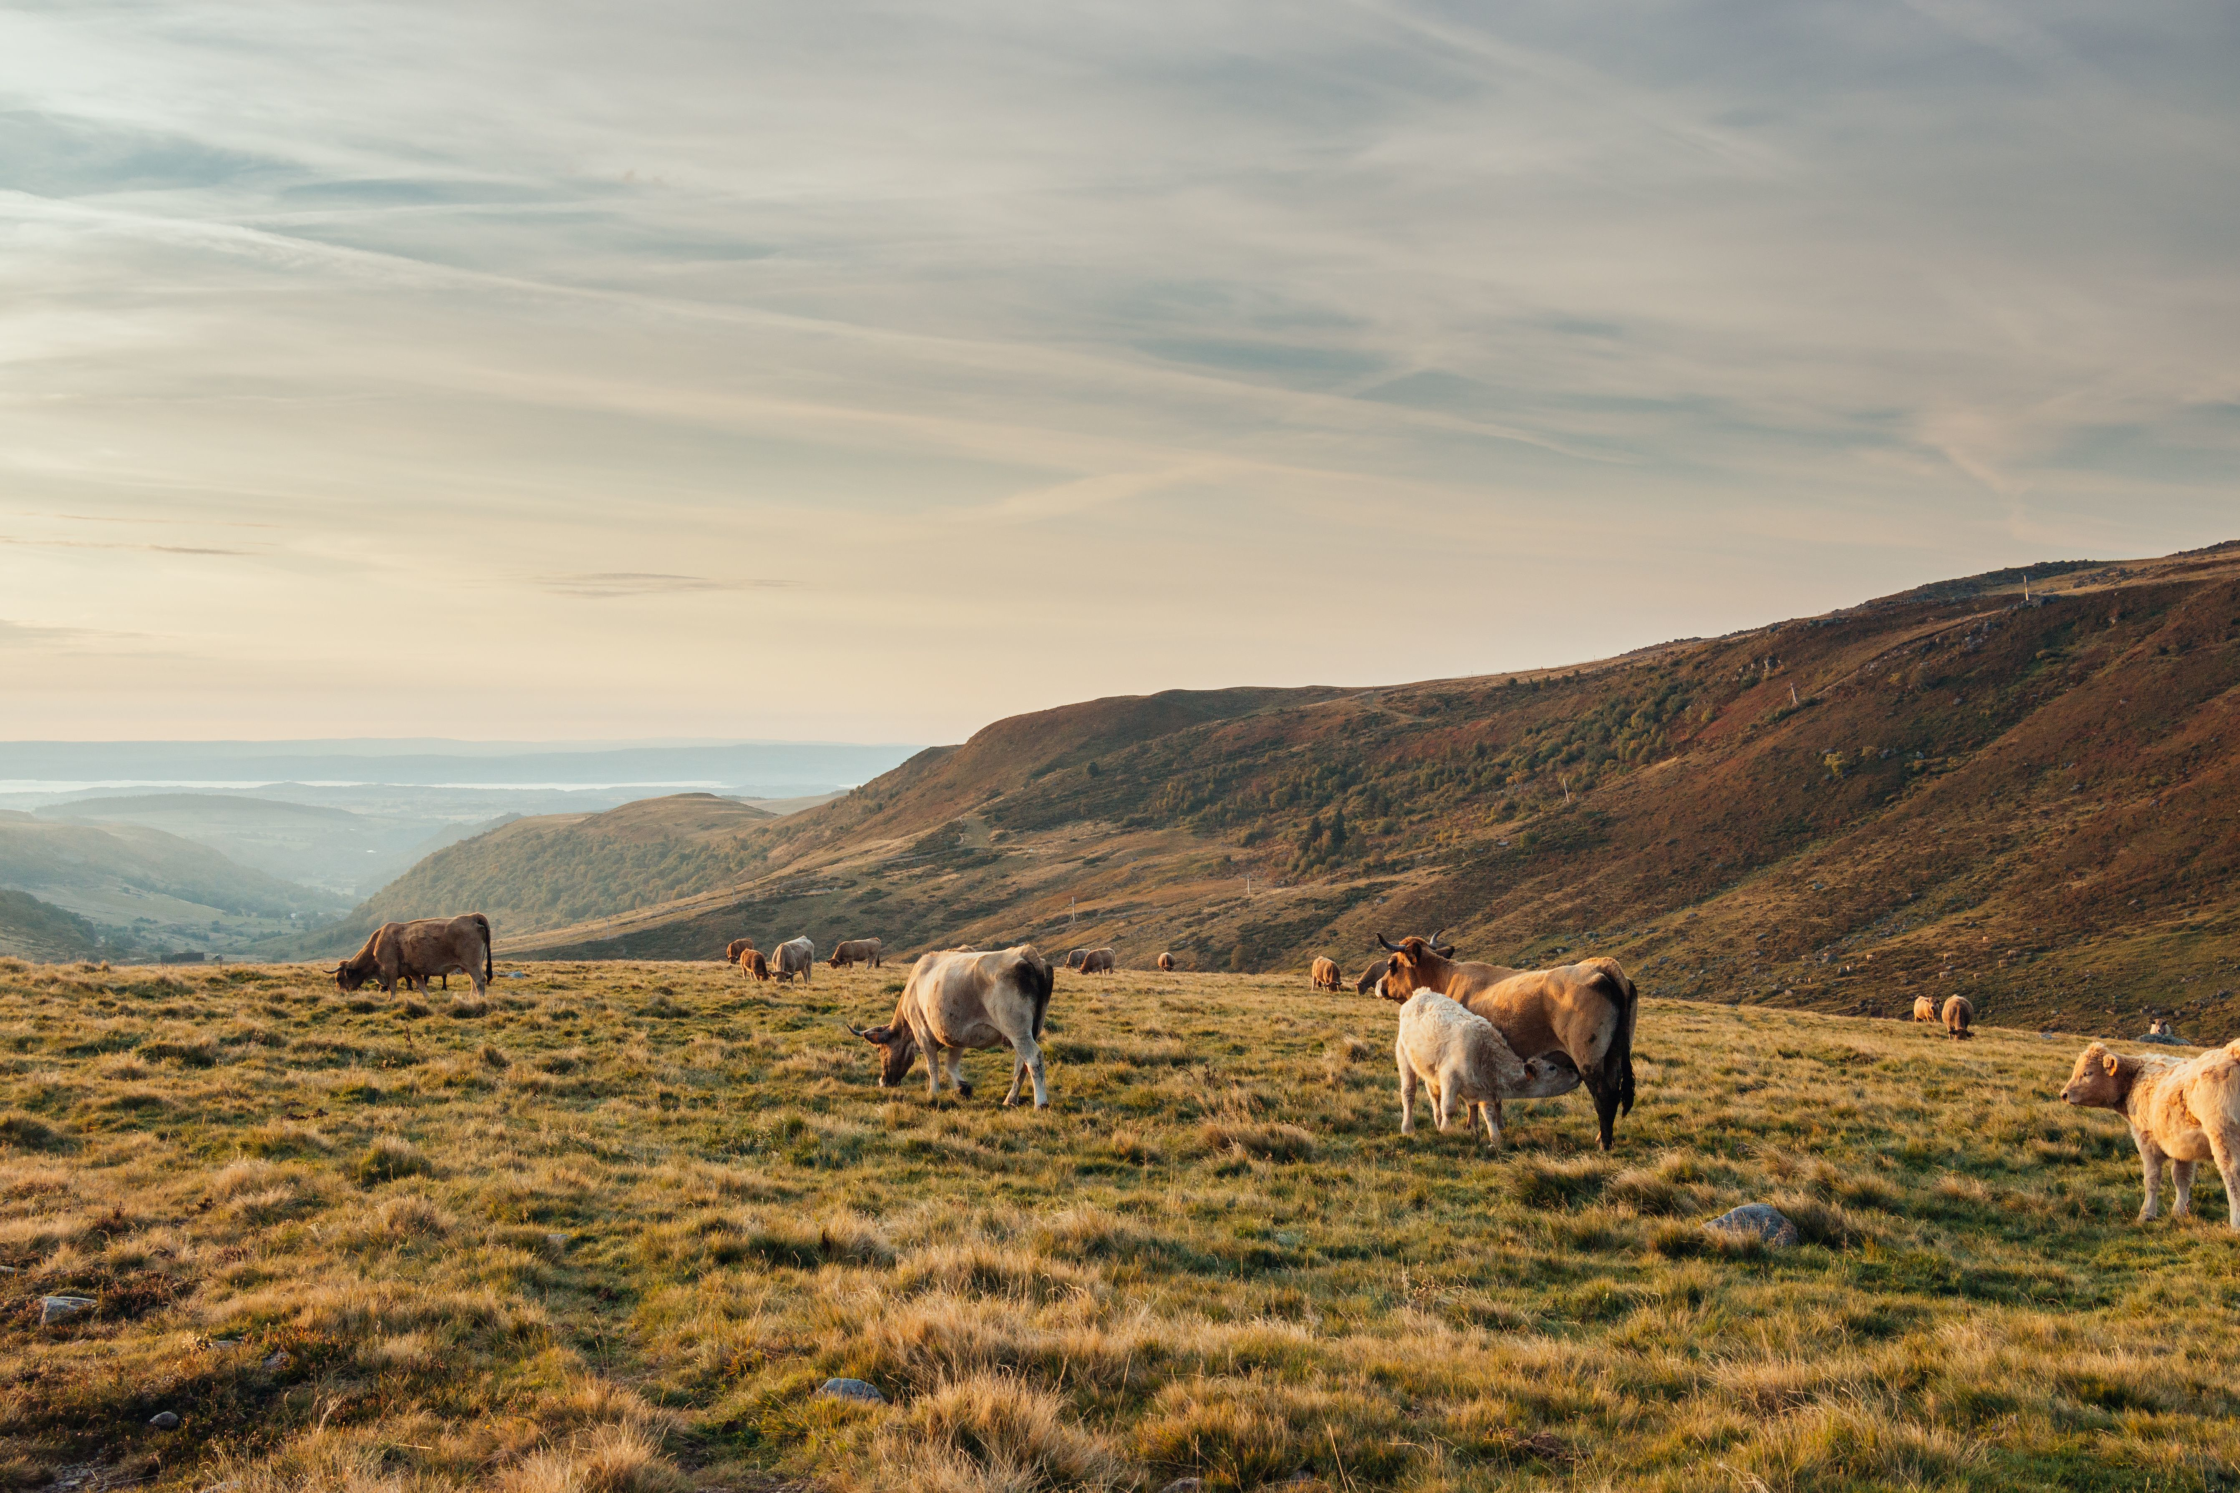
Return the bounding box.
[1395,990,1569,1148]
[2061,1040,2240,1229]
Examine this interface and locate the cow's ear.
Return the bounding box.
[2102,1053,2120,1076]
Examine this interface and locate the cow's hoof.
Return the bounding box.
[956,1083,975,1099]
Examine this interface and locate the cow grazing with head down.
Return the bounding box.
[1310,957,1342,991]
[1065,948,1090,970]
[336,914,493,998]
[726,938,756,965]
[1942,994,1974,1040]
[1356,957,1392,997]
[1077,948,1116,974]
[1395,989,1572,1148]
[742,950,769,981]
[773,936,815,984]
[1156,952,1176,972]
[1376,931,1636,1151]
[850,945,1056,1107]
[829,938,884,969]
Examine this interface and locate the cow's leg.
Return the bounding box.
[998,1037,1047,1108]
[2206,1124,2240,1230]
[1589,1069,1620,1152]
[2137,1136,2166,1221]
[2171,1159,2197,1218]
[1397,1044,1417,1135]
[1432,1070,1457,1132]
[1474,1100,1501,1148]
[948,1047,973,1100]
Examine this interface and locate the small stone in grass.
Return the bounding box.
[150,1411,181,1430]
[1706,1203,1798,1247]
[39,1296,96,1324]
[816,1377,886,1404]
[1158,1480,1204,1493]
[263,1350,291,1371]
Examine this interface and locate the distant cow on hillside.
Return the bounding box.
[829,938,884,969]
[741,950,769,981]
[850,945,1056,1107]
[1156,952,1176,972]
[1942,994,1974,1040]
[773,936,816,984]
[1077,948,1116,974]
[336,914,493,998]
[1065,948,1090,970]
[725,938,756,964]
[1310,957,1342,991]
[1912,995,1937,1023]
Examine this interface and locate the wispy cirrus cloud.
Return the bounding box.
[532,572,795,599]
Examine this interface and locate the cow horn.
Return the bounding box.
[1376,932,1401,952]
[1429,928,1446,948]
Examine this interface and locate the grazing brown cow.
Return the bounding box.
[850,945,1056,1107]
[743,950,770,981]
[1156,952,1177,972]
[1942,994,1974,1040]
[726,938,756,964]
[1912,995,1937,1023]
[2062,1040,2240,1228]
[1376,931,1636,1151]
[829,938,884,969]
[336,914,492,998]
[1310,957,1342,991]
[1077,948,1116,974]
[1065,948,1090,970]
[1355,957,1392,997]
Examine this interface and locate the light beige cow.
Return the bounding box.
[2062,1040,2240,1228]
[828,938,884,969]
[851,945,1055,1108]
[1077,948,1116,974]
[1942,994,1974,1040]
[1395,989,1569,1148]
[1912,995,1937,1023]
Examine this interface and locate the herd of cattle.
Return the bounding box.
[329,912,2240,1230]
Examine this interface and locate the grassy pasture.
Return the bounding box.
[2,955,2237,1492]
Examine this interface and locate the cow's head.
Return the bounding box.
[2149,1016,2173,1036]
[2059,1043,2129,1109]
[333,961,367,992]
[1355,957,1391,997]
[850,1022,918,1086]
[1374,931,1453,999]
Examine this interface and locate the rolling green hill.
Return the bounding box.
[0,888,116,962]
[486,542,2240,1039]
[312,793,778,948]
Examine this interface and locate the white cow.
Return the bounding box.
[1396,988,1570,1148]
[851,945,1055,1108]
[773,935,816,984]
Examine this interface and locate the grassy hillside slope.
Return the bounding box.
[1,957,2232,1491]
[314,793,778,947]
[0,889,116,962]
[510,543,2240,1039]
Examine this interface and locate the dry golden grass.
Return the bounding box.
[2,957,2237,1491]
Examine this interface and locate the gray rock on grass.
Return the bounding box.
[816,1377,887,1405]
[150,1411,181,1429]
[39,1296,96,1324]
[1706,1203,1798,1247]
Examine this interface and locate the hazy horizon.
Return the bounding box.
[6,2,2235,740]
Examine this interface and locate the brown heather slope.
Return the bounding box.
[513,545,2240,1037]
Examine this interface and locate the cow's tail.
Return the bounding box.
[473,913,493,985]
[1025,953,1055,1038]
[1608,961,1639,1118]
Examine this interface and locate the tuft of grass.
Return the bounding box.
[354,1135,434,1186]
[0,1112,63,1151]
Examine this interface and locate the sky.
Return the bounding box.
[2,1,2235,742]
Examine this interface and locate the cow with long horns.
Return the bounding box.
[1375,930,1638,1151]
[848,945,1055,1107]
[336,914,493,998]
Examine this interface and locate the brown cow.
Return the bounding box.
[1156,952,1177,972]
[1943,994,1974,1040]
[726,938,756,964]
[1376,931,1637,1151]
[1310,957,1342,991]
[1078,948,1116,974]
[336,914,492,998]
[1912,995,1937,1023]
[850,945,1056,1107]
[772,936,815,984]
[829,937,884,969]
[1356,957,1392,997]
[743,950,770,981]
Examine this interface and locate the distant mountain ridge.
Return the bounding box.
[454,542,2240,1037]
[310,793,778,947]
